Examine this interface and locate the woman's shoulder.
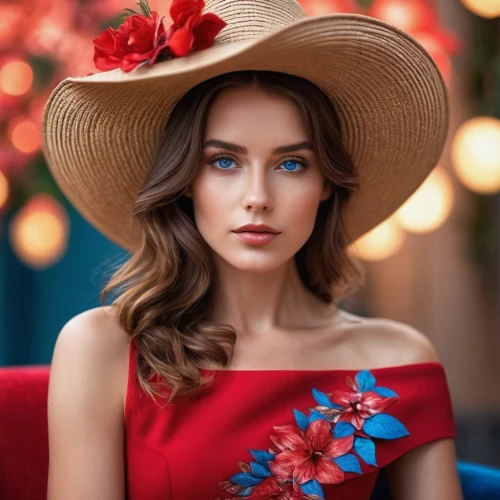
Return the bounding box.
[338,311,440,369]
[53,306,131,414]
[57,305,130,361]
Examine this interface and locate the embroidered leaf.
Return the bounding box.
[334,453,362,474]
[300,478,325,499]
[230,471,263,487]
[333,421,356,438]
[312,387,343,409]
[294,409,309,431]
[250,461,272,478]
[354,436,377,466]
[372,386,399,398]
[362,413,410,440]
[308,409,330,424]
[248,449,275,469]
[355,370,376,392]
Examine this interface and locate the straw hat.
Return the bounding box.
[41,0,449,253]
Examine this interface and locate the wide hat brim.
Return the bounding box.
[41,12,449,253]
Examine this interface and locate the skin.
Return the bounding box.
[46,84,462,499]
[184,83,338,366]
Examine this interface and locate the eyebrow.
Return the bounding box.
[202,139,314,155]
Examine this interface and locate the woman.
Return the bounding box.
[43,0,463,498]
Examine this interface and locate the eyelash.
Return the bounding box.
[207,154,310,175]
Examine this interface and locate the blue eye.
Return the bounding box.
[208,155,309,175]
[214,158,234,169]
[283,160,300,172]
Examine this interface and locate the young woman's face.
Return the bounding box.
[185,84,332,273]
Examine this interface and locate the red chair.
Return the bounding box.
[0,366,50,500]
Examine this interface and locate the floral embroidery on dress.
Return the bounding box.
[215,369,410,500]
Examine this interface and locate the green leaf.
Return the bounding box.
[116,8,140,22]
[137,0,152,17]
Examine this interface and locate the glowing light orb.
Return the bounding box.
[350,217,406,261]
[394,166,454,233]
[0,170,9,209]
[451,116,500,194]
[0,60,33,96]
[461,0,500,19]
[9,194,69,269]
[10,120,41,153]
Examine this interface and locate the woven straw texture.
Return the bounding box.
[41,0,449,252]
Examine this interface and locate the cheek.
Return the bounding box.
[190,175,230,228]
[280,183,324,228]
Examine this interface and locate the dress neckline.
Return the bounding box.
[199,361,443,375]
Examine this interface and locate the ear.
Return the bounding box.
[184,184,193,199]
[321,179,333,201]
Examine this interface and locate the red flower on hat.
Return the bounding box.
[93,0,226,73]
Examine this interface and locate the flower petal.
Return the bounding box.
[269,424,305,452]
[192,12,227,50]
[168,25,195,56]
[315,456,345,484]
[323,434,354,459]
[328,389,354,407]
[304,419,333,452]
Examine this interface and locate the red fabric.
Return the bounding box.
[125,340,457,499]
[0,366,50,500]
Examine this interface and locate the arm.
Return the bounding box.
[379,321,463,500]
[47,308,128,500]
[384,438,463,500]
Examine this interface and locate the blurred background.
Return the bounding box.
[0,0,499,468]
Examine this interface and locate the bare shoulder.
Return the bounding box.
[55,305,130,367]
[339,311,440,368]
[51,305,130,412]
[47,306,130,498]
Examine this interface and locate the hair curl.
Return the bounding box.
[101,70,364,407]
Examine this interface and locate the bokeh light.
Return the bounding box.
[0,170,9,210]
[9,194,69,269]
[9,120,41,154]
[394,166,454,233]
[350,216,406,261]
[460,0,500,19]
[369,0,436,33]
[451,116,500,194]
[0,60,33,96]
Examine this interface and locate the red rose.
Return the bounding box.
[94,11,170,72]
[93,0,226,73]
[166,0,227,57]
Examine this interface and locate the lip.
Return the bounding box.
[233,231,279,246]
[233,223,280,233]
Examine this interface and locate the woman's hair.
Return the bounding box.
[100,70,364,407]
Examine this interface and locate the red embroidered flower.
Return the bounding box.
[268,419,354,485]
[93,0,226,72]
[326,388,397,430]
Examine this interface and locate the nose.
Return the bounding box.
[241,167,273,211]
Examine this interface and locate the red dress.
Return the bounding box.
[125,338,456,499]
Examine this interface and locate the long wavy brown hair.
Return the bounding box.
[100,70,364,407]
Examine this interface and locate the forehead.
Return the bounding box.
[203,85,309,141]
